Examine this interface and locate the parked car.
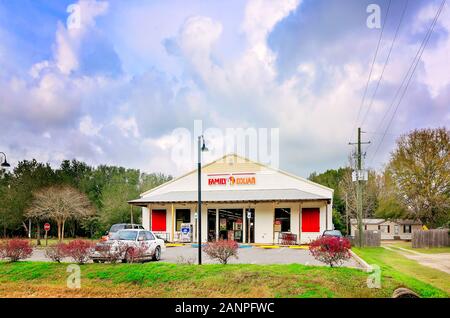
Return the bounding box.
[322,230,343,238]
[102,223,145,240]
[92,229,166,263]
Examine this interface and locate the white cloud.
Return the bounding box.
[242,0,300,64]
[1,0,449,178]
[79,115,102,136]
[113,116,140,138]
[417,2,450,97]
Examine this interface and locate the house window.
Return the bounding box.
[176,209,191,231]
[378,225,390,233]
[403,225,412,233]
[275,208,291,232]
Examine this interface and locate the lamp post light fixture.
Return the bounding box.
[0,152,10,170]
[197,135,208,265]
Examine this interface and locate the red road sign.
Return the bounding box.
[44,223,50,231]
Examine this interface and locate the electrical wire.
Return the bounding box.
[361,0,409,127]
[348,0,392,141]
[369,0,446,166]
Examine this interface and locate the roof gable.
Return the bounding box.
[140,153,333,198]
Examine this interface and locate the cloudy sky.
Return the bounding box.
[0,0,449,178]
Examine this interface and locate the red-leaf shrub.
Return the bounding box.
[64,239,94,264]
[309,236,351,267]
[125,243,147,263]
[45,243,67,263]
[204,240,239,264]
[0,239,33,262]
[95,242,128,264]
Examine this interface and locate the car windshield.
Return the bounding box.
[109,224,125,232]
[111,230,137,241]
[324,230,342,237]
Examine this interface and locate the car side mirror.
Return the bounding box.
[138,237,145,241]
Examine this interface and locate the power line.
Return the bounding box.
[361,0,409,127]
[348,0,392,141]
[369,0,447,166]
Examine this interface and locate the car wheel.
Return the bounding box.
[93,259,99,263]
[152,246,161,261]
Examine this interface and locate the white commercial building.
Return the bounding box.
[129,154,333,244]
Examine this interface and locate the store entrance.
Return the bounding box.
[218,208,244,243]
[207,209,216,242]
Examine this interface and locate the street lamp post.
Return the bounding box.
[197,135,208,265]
[0,152,10,170]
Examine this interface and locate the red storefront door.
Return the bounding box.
[301,208,320,232]
[152,210,166,231]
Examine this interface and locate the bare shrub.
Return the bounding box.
[203,240,239,264]
[45,243,67,263]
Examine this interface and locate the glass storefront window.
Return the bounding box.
[275,208,291,232]
[175,209,190,231]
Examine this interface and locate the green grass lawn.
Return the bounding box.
[0,259,447,298]
[384,241,450,254]
[353,247,449,296]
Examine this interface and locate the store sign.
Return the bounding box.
[207,173,256,186]
[352,170,368,181]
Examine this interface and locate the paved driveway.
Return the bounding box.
[29,246,362,268]
[383,246,450,274]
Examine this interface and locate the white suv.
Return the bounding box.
[92,229,166,263]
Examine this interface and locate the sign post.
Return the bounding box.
[44,223,50,246]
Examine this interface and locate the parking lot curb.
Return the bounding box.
[350,249,373,272]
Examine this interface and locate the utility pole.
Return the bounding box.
[345,193,349,236]
[349,127,370,247]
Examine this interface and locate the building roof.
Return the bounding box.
[129,188,329,205]
[139,153,334,197]
[350,218,422,225]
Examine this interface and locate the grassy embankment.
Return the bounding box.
[0,258,447,298]
[353,247,449,296]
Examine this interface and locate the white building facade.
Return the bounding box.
[129,154,333,244]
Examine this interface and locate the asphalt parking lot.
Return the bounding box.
[161,245,362,268]
[28,245,362,268]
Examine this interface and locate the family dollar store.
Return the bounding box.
[129,154,333,245]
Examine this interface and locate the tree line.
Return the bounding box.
[308,127,449,235]
[0,127,448,239]
[0,159,172,239]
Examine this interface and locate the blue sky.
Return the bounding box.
[0,0,449,177]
